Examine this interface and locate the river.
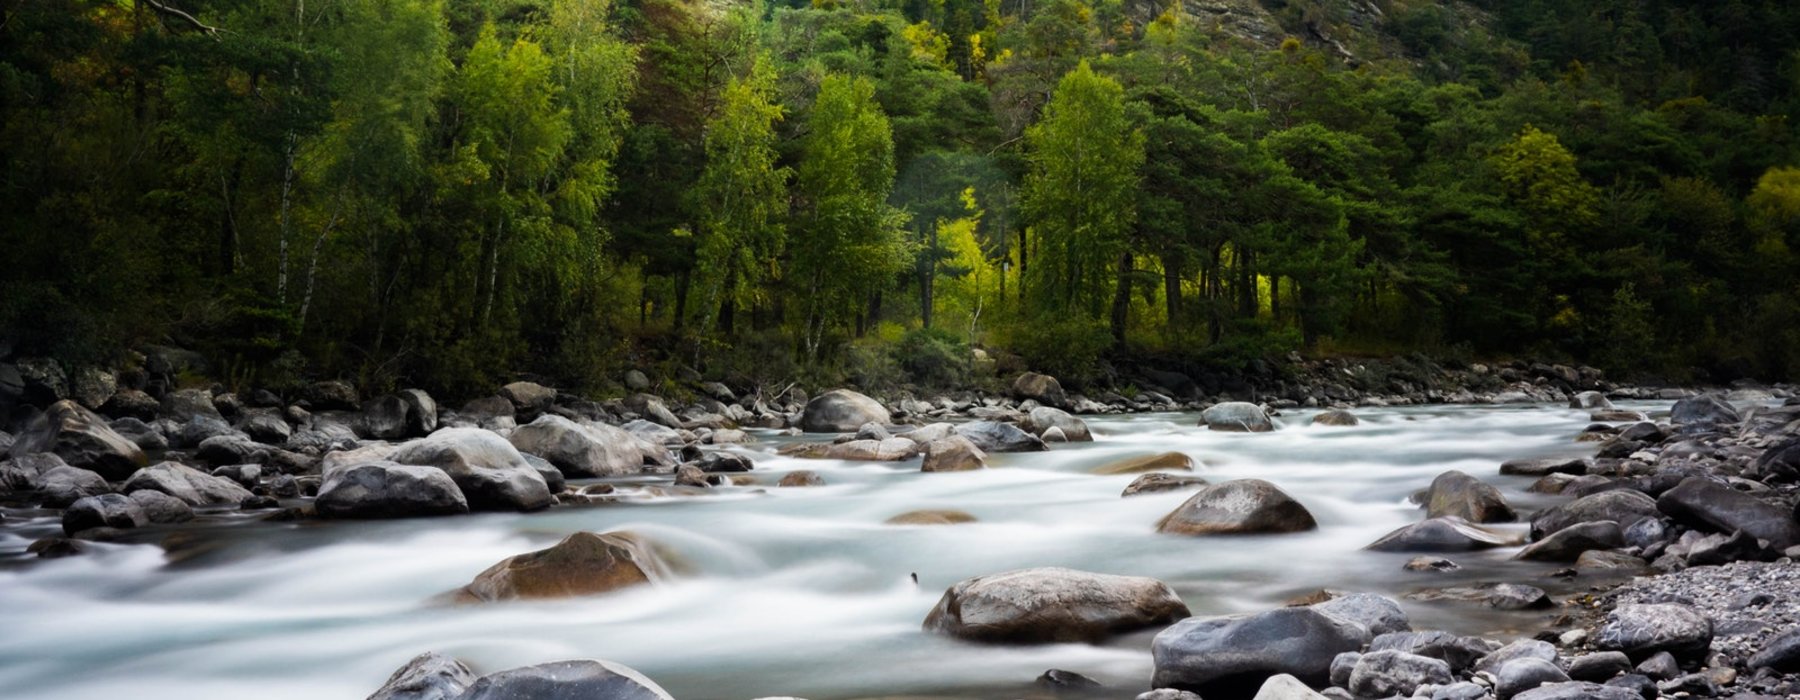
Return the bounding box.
[0,401,1659,699]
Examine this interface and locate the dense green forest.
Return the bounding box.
[3,0,1799,396]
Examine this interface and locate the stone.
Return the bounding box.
[1670,394,1740,429]
[1575,550,1646,571]
[1347,650,1453,698]
[1657,476,1800,549]
[1312,593,1412,636]
[390,428,552,512]
[1123,473,1210,497]
[695,452,753,472]
[624,370,651,391]
[367,651,475,700]
[1157,479,1317,536]
[1567,651,1632,682]
[458,396,514,426]
[361,395,410,440]
[1408,583,1552,610]
[1022,406,1092,441]
[1748,626,1800,672]
[179,415,242,448]
[101,389,159,422]
[1136,692,1202,700]
[1512,682,1643,700]
[800,389,890,433]
[10,399,147,481]
[303,380,360,411]
[453,532,668,603]
[456,659,673,700]
[128,489,193,524]
[239,413,292,445]
[1095,452,1194,475]
[1634,651,1678,680]
[1311,410,1359,427]
[1530,490,1659,540]
[396,389,438,437]
[159,388,224,423]
[1152,606,1370,695]
[954,421,1047,453]
[920,435,987,473]
[625,394,683,429]
[1035,669,1100,691]
[69,367,116,409]
[62,493,146,535]
[923,567,1188,644]
[1404,556,1460,572]
[1475,639,1559,674]
[1500,458,1588,477]
[498,381,556,419]
[673,465,717,488]
[316,461,469,519]
[1366,517,1522,552]
[1012,372,1068,408]
[122,462,254,506]
[1516,521,1625,562]
[37,465,111,508]
[2,451,66,490]
[1201,402,1274,432]
[1253,673,1328,699]
[886,509,977,525]
[1596,603,1713,663]
[1421,470,1517,522]
[778,470,824,487]
[1496,657,1570,700]
[509,415,648,478]
[1570,391,1616,410]
[28,537,87,558]
[1431,681,1490,700]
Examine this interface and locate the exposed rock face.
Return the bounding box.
[316,461,469,519]
[456,659,674,700]
[1021,406,1092,441]
[1595,603,1713,663]
[1364,517,1521,552]
[954,421,1046,453]
[367,651,474,700]
[1157,479,1316,535]
[1011,372,1067,408]
[1420,470,1516,522]
[390,428,552,512]
[920,435,986,472]
[1201,402,1273,432]
[1095,452,1194,475]
[1152,606,1370,695]
[508,415,647,477]
[923,567,1189,644]
[453,531,668,603]
[122,462,254,506]
[11,400,147,481]
[800,389,890,433]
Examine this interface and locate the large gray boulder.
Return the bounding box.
[62,493,147,535]
[954,421,1046,453]
[456,659,673,700]
[509,415,647,478]
[1012,372,1067,408]
[397,389,438,437]
[1516,521,1624,562]
[1201,402,1273,432]
[451,531,668,603]
[159,388,223,423]
[1421,470,1516,522]
[367,651,474,700]
[128,489,194,524]
[1656,476,1800,549]
[361,395,410,440]
[317,461,468,519]
[11,400,147,481]
[122,462,254,506]
[920,435,986,472]
[38,465,111,508]
[2,452,68,490]
[390,428,551,512]
[499,381,556,420]
[1513,682,1643,700]
[1346,650,1452,698]
[1021,407,1092,441]
[923,567,1189,644]
[800,389,891,433]
[1152,607,1370,695]
[1365,517,1521,552]
[1530,489,1659,540]
[1157,479,1316,536]
[1496,657,1570,700]
[1595,603,1713,663]
[1669,394,1739,429]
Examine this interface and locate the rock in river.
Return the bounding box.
[1365,517,1521,552]
[509,414,649,477]
[10,399,146,481]
[1021,406,1092,441]
[122,461,254,506]
[800,389,890,433]
[1095,452,1194,475]
[390,428,551,512]
[1152,606,1370,695]
[452,531,668,603]
[1420,470,1516,522]
[316,461,469,519]
[1200,402,1273,432]
[368,651,475,700]
[1656,475,1800,549]
[457,659,674,700]
[954,421,1046,453]
[1530,489,1659,540]
[923,567,1189,644]
[1156,479,1317,536]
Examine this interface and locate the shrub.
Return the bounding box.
[894,327,970,389]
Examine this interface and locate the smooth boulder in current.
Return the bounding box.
[923,567,1189,644]
[1157,479,1316,536]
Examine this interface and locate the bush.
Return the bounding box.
[894,327,970,389]
[1001,315,1113,384]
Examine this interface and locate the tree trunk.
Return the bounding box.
[1270,276,1282,326]
[1111,251,1132,347]
[1162,250,1181,332]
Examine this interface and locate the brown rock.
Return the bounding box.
[452,531,668,603]
[1094,451,1194,475]
[886,509,977,525]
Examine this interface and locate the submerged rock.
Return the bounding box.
[1311,410,1359,427]
[1156,479,1317,536]
[923,567,1188,644]
[886,509,977,525]
[1200,402,1273,432]
[452,531,668,603]
[457,659,674,700]
[1094,451,1194,475]
[1122,473,1209,497]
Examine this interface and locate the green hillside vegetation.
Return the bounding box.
[3,0,1798,395]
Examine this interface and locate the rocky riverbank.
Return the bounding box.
[4,347,1800,699]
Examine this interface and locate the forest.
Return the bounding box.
[3,0,1799,397]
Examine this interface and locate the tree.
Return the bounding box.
[1022,60,1144,343]
[693,58,790,336]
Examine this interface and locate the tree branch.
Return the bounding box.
[143,0,224,38]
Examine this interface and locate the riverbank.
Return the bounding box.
[1,354,1798,698]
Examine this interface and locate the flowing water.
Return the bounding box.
[0,401,1667,700]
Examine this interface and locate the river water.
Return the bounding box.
[0,401,1663,699]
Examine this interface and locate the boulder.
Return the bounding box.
[1346,650,1452,698]
[1567,651,1632,682]
[179,416,242,448]
[498,381,556,419]
[887,509,978,525]
[778,470,824,487]
[458,396,514,426]
[1021,407,1092,441]
[624,370,652,391]
[2,452,67,490]
[1656,476,1800,549]
[1748,627,1800,672]
[1408,583,1552,610]
[38,465,111,508]
[920,435,987,472]
[128,489,194,524]
[316,461,469,519]
[390,428,552,512]
[453,531,668,603]
[367,651,475,700]
[923,567,1188,644]
[62,493,146,535]
[625,394,683,429]
[1530,490,1659,540]
[800,389,890,433]
[1012,372,1067,408]
[10,400,147,480]
[954,421,1046,453]
[1250,674,1327,699]
[396,389,438,437]
[1474,639,1559,674]
[509,415,647,478]
[101,389,159,422]
[1365,517,1522,552]
[1366,631,1489,673]
[457,660,674,700]
[1512,682,1643,700]
[1570,391,1615,410]
[1201,402,1274,432]
[1670,393,1740,429]
[1496,657,1571,700]
[1095,452,1194,475]
[239,413,292,445]
[1123,473,1210,498]
[304,380,360,411]
[122,461,254,506]
[1156,479,1317,536]
[1516,521,1624,562]
[1595,603,1713,663]
[1421,470,1516,522]
[159,388,224,423]
[69,367,116,409]
[194,434,266,466]
[1500,457,1589,477]
[361,395,410,440]
[1152,606,1370,695]
[1311,410,1359,427]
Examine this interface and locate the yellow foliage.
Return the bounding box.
[903,21,952,69]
